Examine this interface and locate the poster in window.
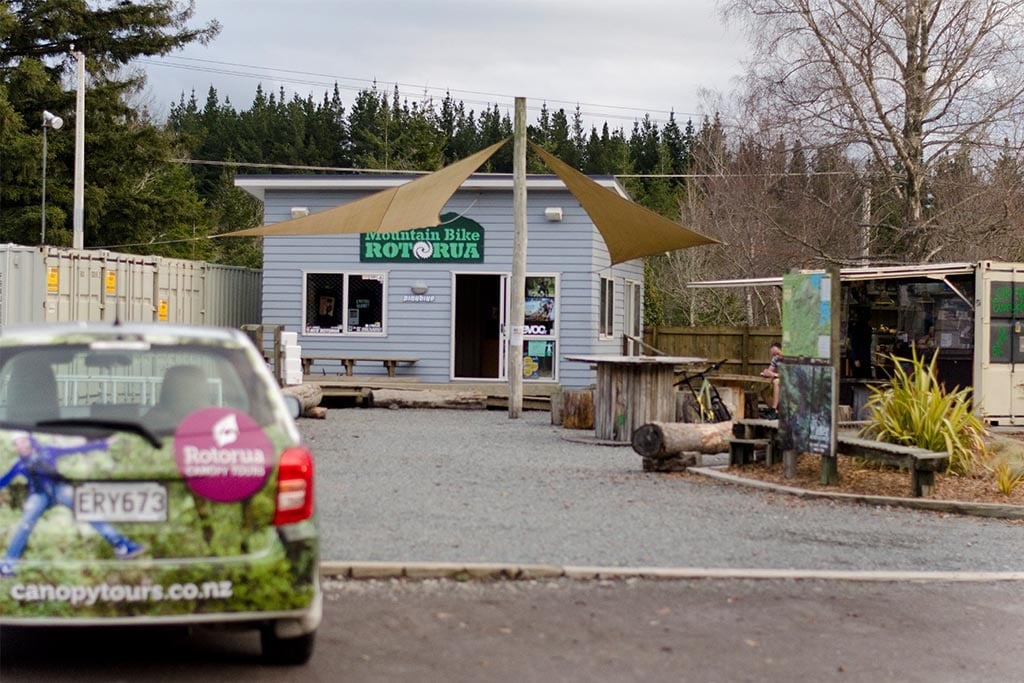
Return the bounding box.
[525,297,554,323]
[527,277,553,298]
[524,277,555,336]
[318,296,335,317]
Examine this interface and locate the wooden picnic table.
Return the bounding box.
[564,355,706,442]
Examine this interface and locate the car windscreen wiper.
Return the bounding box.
[33,418,164,449]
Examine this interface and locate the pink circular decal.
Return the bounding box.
[173,407,273,502]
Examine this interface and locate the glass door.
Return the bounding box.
[498,274,509,381]
[623,280,642,355]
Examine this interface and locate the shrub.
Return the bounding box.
[994,462,1024,495]
[860,348,988,476]
[988,437,1024,495]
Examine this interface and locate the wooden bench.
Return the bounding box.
[301,355,418,377]
[835,434,948,498]
[729,419,949,497]
[730,418,780,466]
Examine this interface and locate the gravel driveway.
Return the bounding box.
[300,408,1023,572]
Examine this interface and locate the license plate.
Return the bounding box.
[75,482,168,522]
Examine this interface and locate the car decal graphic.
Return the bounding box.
[0,431,145,576]
[173,408,272,503]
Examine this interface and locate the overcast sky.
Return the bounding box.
[136,0,750,130]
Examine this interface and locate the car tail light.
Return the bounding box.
[274,446,314,525]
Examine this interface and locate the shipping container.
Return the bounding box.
[0,245,260,330]
[0,245,46,326]
[691,261,1024,426]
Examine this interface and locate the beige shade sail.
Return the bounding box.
[219,138,510,237]
[529,142,718,265]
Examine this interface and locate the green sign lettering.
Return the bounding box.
[360,213,484,263]
[991,282,1013,317]
[991,323,1012,363]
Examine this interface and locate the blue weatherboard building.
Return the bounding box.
[235,173,647,389]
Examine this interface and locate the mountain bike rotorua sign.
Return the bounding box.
[360,213,484,263]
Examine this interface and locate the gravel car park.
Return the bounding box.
[0,323,320,665]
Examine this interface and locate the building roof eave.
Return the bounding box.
[234,173,628,201]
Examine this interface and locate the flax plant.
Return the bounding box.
[994,462,1024,495]
[860,349,988,476]
[988,436,1024,495]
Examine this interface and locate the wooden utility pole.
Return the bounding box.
[508,97,527,418]
[72,49,85,250]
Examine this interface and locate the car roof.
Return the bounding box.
[0,322,248,345]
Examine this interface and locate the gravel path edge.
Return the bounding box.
[320,561,1024,582]
[689,466,1024,520]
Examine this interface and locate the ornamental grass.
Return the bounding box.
[860,348,988,477]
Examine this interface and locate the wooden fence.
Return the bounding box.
[642,325,782,375]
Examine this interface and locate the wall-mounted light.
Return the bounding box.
[544,207,563,222]
[291,207,309,219]
[411,281,429,295]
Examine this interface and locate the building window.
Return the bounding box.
[599,276,615,338]
[523,276,557,380]
[304,272,386,335]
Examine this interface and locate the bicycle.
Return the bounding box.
[674,358,732,423]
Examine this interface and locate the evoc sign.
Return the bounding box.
[361,213,484,263]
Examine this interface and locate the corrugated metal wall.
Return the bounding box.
[0,245,47,327]
[0,245,261,329]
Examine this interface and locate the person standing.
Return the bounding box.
[760,342,783,419]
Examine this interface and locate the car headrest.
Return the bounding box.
[157,365,210,418]
[6,356,59,425]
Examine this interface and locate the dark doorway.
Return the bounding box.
[454,274,501,379]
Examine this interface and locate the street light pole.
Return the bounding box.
[40,110,64,244]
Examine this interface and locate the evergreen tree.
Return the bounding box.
[389,95,445,170]
[626,115,677,219]
[478,104,513,172]
[0,1,218,251]
[570,106,586,166]
[661,112,689,178]
[0,1,219,72]
[347,85,388,169]
[548,108,577,169]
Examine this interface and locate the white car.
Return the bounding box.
[0,323,320,665]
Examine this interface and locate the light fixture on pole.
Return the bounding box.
[40,110,64,244]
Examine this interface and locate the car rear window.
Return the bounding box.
[0,342,278,431]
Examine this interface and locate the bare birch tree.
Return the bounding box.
[722,0,1024,261]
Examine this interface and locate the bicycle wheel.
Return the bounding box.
[710,396,731,422]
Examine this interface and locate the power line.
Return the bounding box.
[89,236,208,250]
[174,159,424,175]
[172,157,877,179]
[139,56,703,126]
